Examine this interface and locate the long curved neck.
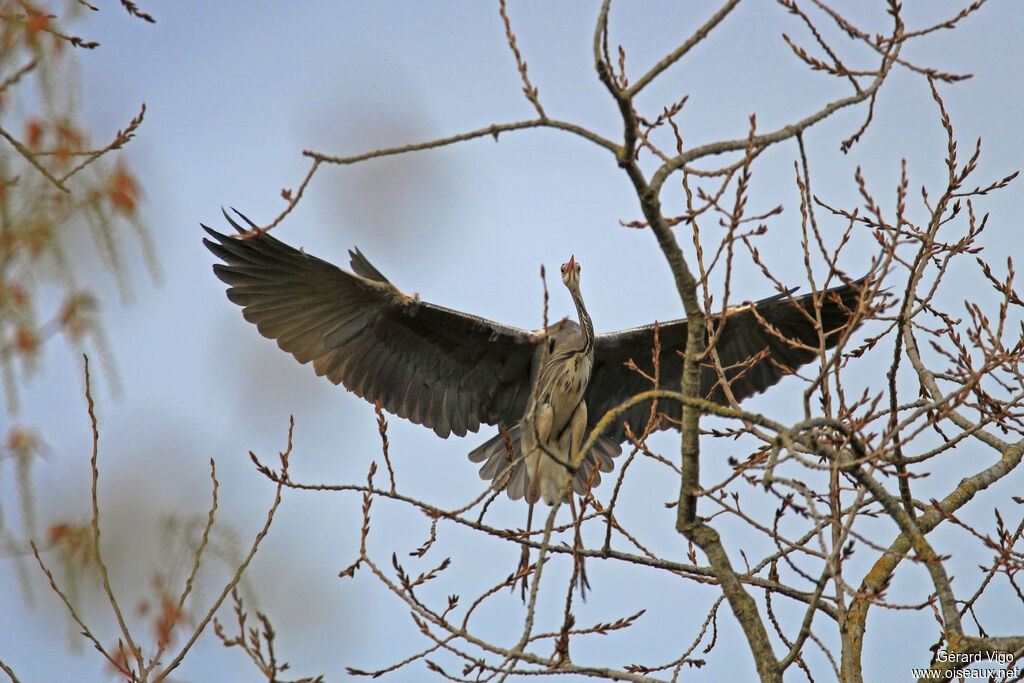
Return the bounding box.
[568,283,594,357]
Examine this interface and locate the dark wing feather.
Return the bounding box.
[203,212,537,438]
[586,278,866,442]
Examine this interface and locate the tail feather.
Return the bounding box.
[468,425,621,503]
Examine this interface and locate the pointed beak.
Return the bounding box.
[568,254,576,269]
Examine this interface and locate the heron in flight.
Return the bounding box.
[203,211,864,505]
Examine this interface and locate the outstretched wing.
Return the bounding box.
[203,211,538,438]
[586,278,867,442]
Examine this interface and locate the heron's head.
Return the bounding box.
[560,255,581,290]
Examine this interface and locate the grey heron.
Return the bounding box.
[203,211,866,505]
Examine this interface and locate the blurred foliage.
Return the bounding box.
[0,0,154,585]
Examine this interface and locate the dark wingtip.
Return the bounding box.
[201,224,231,256]
[218,207,259,235]
[200,223,223,240]
[349,247,389,283]
[231,207,258,228]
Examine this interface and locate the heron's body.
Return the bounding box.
[519,258,595,504]
[204,211,868,506]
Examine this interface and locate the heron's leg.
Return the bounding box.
[568,494,590,598]
[513,417,539,599]
[565,403,591,598]
[514,502,534,602]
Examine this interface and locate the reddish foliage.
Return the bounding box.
[59,293,95,339]
[48,523,97,567]
[108,164,140,214]
[24,119,43,148]
[25,11,49,36]
[14,327,37,356]
[5,426,39,456]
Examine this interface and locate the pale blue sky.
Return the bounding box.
[3,2,1023,681]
